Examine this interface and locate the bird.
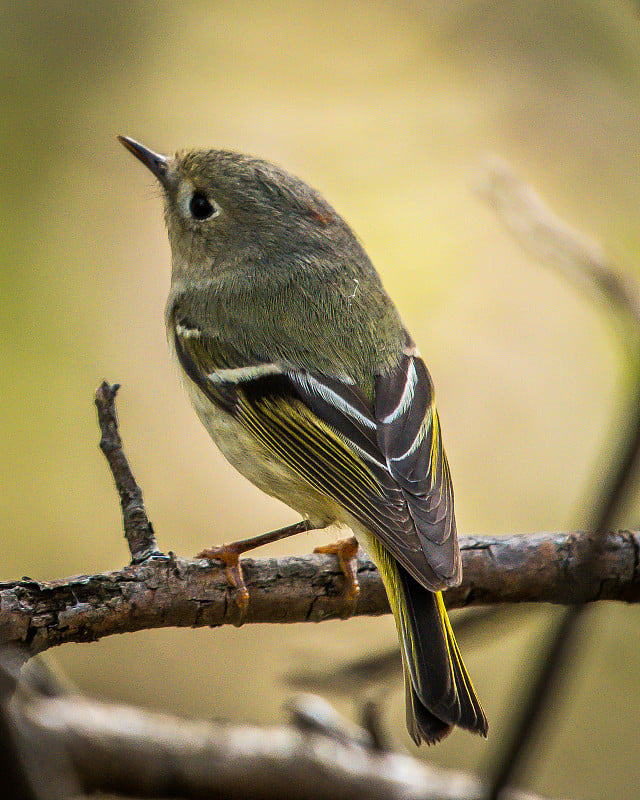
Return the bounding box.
[118,135,487,745]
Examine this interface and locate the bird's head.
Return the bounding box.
[118,136,347,285]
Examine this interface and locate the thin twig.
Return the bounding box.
[94,381,159,562]
[473,155,640,334]
[286,607,530,694]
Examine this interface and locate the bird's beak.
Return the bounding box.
[117,135,169,187]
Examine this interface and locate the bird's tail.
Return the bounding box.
[375,546,488,744]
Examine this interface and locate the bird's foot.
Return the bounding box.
[197,541,250,625]
[314,536,360,619]
[197,520,314,625]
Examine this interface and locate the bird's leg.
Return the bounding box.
[197,519,314,624]
[314,536,360,619]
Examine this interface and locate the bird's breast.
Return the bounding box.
[180,369,341,528]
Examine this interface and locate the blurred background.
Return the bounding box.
[2,0,640,796]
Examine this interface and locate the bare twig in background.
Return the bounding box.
[286,607,535,694]
[1,528,639,655]
[473,155,640,331]
[8,677,562,800]
[95,381,159,562]
[475,156,640,800]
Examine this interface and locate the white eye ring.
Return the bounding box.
[177,181,221,222]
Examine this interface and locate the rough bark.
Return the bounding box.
[1,529,638,655]
[94,382,159,562]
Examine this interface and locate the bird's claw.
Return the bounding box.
[314,536,360,619]
[197,544,249,626]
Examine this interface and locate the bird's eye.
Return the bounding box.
[189,191,218,220]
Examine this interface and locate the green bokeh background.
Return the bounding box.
[2,1,640,796]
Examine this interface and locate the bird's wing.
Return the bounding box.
[374,347,460,585]
[173,322,459,590]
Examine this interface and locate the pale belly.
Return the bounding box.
[184,377,346,530]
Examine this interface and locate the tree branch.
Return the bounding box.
[1,529,638,655]
[14,687,560,800]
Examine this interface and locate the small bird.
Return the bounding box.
[118,136,487,745]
